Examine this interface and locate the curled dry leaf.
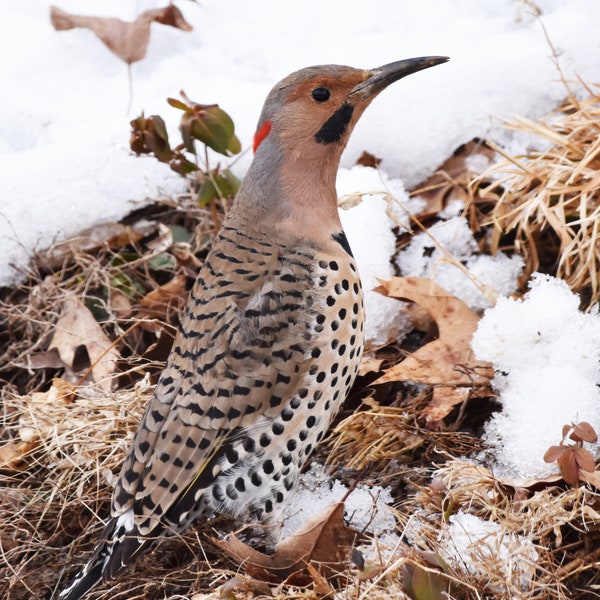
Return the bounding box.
[48,295,120,392]
[570,421,598,444]
[50,5,192,65]
[139,274,187,321]
[409,139,495,220]
[214,502,355,584]
[0,379,76,472]
[0,440,38,472]
[374,277,493,426]
[36,222,144,271]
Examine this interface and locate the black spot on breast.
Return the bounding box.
[315,102,354,144]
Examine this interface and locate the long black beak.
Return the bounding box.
[351,56,449,98]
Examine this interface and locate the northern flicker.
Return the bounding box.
[59,55,448,599]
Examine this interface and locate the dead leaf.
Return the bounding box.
[48,295,119,392]
[215,502,355,584]
[410,139,495,220]
[358,354,384,376]
[0,440,38,472]
[355,150,382,168]
[571,421,598,443]
[374,277,493,426]
[139,274,187,320]
[218,574,273,598]
[50,5,192,65]
[580,470,600,488]
[0,379,76,471]
[306,562,336,596]
[36,221,145,271]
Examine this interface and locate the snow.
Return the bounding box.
[439,511,539,591]
[472,274,600,482]
[281,462,396,538]
[337,165,425,345]
[396,215,524,311]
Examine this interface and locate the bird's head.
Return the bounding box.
[238,57,448,229]
[254,56,447,160]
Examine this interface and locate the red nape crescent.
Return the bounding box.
[253,119,272,153]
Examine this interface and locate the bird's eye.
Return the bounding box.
[311,87,331,103]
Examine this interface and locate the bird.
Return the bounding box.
[59,55,448,599]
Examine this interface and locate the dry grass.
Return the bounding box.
[471,87,600,308]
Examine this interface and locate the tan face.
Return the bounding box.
[273,69,371,152]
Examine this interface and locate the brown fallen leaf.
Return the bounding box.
[36,222,145,271]
[409,139,495,220]
[0,379,76,471]
[215,502,355,584]
[139,273,187,321]
[48,295,120,392]
[50,5,192,65]
[0,440,38,472]
[374,277,493,426]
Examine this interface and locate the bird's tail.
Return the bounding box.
[58,554,106,600]
[59,511,153,600]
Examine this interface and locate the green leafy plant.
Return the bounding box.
[130,90,241,205]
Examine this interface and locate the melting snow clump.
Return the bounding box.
[282,462,396,539]
[396,216,523,311]
[439,511,539,592]
[337,165,425,346]
[472,273,600,482]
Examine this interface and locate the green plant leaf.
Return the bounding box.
[167,97,192,112]
[169,152,198,176]
[227,134,242,155]
[198,169,240,205]
[169,225,192,244]
[148,252,178,272]
[130,113,172,162]
[180,102,241,156]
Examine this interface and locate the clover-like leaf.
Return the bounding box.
[130,113,172,162]
[170,92,241,156]
[573,447,596,473]
[543,444,568,464]
[557,448,580,485]
[198,169,240,205]
[570,421,598,444]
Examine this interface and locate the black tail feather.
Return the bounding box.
[59,516,153,600]
[58,554,106,600]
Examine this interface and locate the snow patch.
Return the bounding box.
[472,274,600,481]
[439,511,539,591]
[396,216,523,311]
[282,462,396,539]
